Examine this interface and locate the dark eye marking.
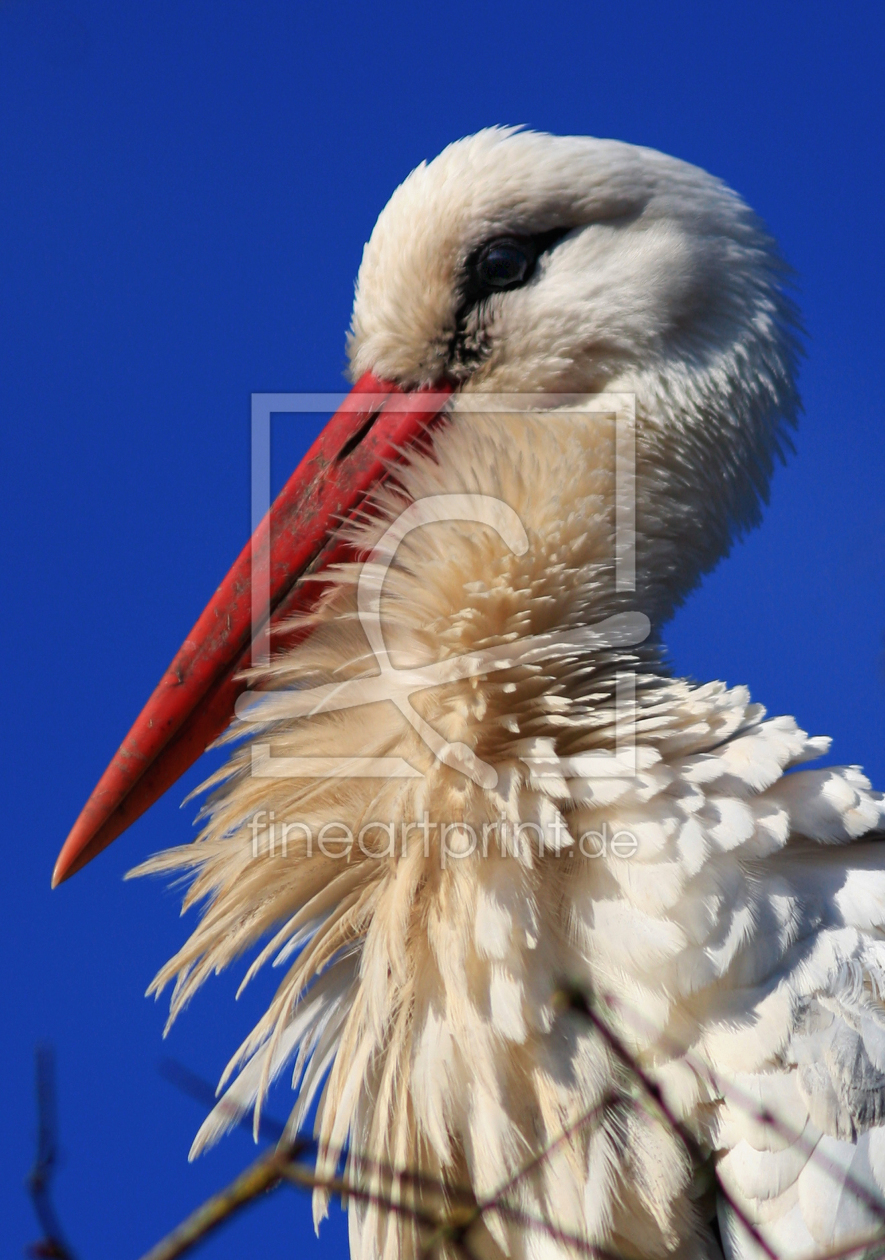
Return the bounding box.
[447,226,572,374]
[460,226,572,309]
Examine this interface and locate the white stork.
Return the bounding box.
[55,128,885,1260]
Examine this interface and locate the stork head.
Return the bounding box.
[351,128,797,396]
[54,128,800,886]
[350,125,800,606]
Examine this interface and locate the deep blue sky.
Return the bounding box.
[3,2,884,1256]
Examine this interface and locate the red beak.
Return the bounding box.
[53,371,453,887]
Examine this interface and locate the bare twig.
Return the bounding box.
[137,1141,307,1260]
[279,1155,627,1260]
[136,1137,482,1260]
[279,1161,462,1249]
[289,1142,629,1260]
[419,1088,627,1260]
[158,1058,630,1260]
[159,1057,474,1207]
[556,981,780,1260]
[601,988,885,1241]
[26,1045,76,1260]
[158,1058,287,1144]
[484,1087,624,1210]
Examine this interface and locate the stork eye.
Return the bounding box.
[473,238,534,292]
[452,226,571,368]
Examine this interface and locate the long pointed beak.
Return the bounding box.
[53,371,453,887]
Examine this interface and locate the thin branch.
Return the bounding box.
[279,1162,459,1245]
[286,1142,631,1260]
[556,982,780,1260]
[158,1058,287,1144]
[137,1141,307,1260]
[158,1058,631,1260]
[484,1088,624,1209]
[26,1045,76,1260]
[419,1089,627,1260]
[160,1058,474,1207]
[604,988,885,1236]
[278,1156,619,1260]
